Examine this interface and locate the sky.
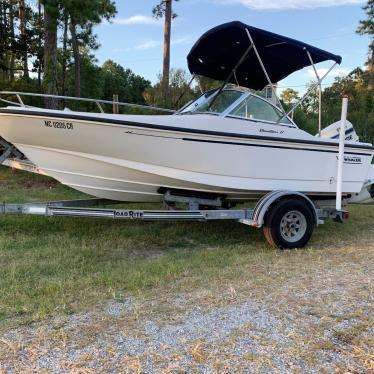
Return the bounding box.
[94,0,371,94]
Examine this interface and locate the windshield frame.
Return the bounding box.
[178,87,297,128]
[226,92,297,128]
[180,87,247,116]
[177,89,216,114]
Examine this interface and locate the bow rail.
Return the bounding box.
[0,91,176,114]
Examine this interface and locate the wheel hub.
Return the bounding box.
[280,210,307,243]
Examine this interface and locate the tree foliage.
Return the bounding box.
[323,69,374,143]
[144,68,195,109]
[0,1,152,112]
[0,0,40,81]
[357,0,374,88]
[152,0,179,19]
[280,88,299,106]
[357,0,374,49]
[195,76,221,93]
[102,60,151,105]
[281,69,374,143]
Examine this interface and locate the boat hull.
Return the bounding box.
[0,108,373,202]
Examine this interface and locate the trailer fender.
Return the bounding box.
[252,190,318,228]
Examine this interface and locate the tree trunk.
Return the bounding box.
[162,0,172,97]
[0,1,8,82]
[69,16,81,97]
[43,3,58,109]
[37,0,42,88]
[61,11,68,96]
[369,47,374,91]
[18,0,29,79]
[8,0,15,81]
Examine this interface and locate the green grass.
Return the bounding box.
[0,165,373,331]
[0,166,86,202]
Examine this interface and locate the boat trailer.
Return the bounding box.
[0,190,348,249]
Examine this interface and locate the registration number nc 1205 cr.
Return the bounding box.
[44,120,74,130]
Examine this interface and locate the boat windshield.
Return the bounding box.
[229,94,294,125]
[183,89,244,115]
[179,88,294,126]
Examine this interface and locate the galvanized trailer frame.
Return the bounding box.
[0,191,347,227]
[0,190,348,248]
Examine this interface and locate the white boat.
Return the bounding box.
[0,21,373,204]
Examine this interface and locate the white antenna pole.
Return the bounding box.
[318,83,322,135]
[336,96,348,211]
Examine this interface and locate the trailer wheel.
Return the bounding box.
[263,199,314,249]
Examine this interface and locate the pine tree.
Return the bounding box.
[18,0,29,78]
[63,0,116,97]
[41,0,59,108]
[152,0,179,101]
[357,0,374,90]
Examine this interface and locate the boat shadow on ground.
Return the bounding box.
[0,205,371,260]
[0,213,267,254]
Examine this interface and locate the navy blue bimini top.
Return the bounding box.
[187,21,342,90]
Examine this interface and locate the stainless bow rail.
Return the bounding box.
[0,91,176,114]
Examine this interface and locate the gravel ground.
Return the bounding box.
[1,242,373,373]
[0,290,371,373]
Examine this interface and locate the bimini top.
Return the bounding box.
[187,21,342,90]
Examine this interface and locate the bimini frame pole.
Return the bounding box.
[207,44,253,111]
[276,62,338,125]
[305,49,323,135]
[245,28,286,116]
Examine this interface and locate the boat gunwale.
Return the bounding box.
[0,108,373,153]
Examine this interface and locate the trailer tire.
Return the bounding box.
[263,199,314,249]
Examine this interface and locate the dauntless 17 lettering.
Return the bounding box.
[44,120,74,130]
